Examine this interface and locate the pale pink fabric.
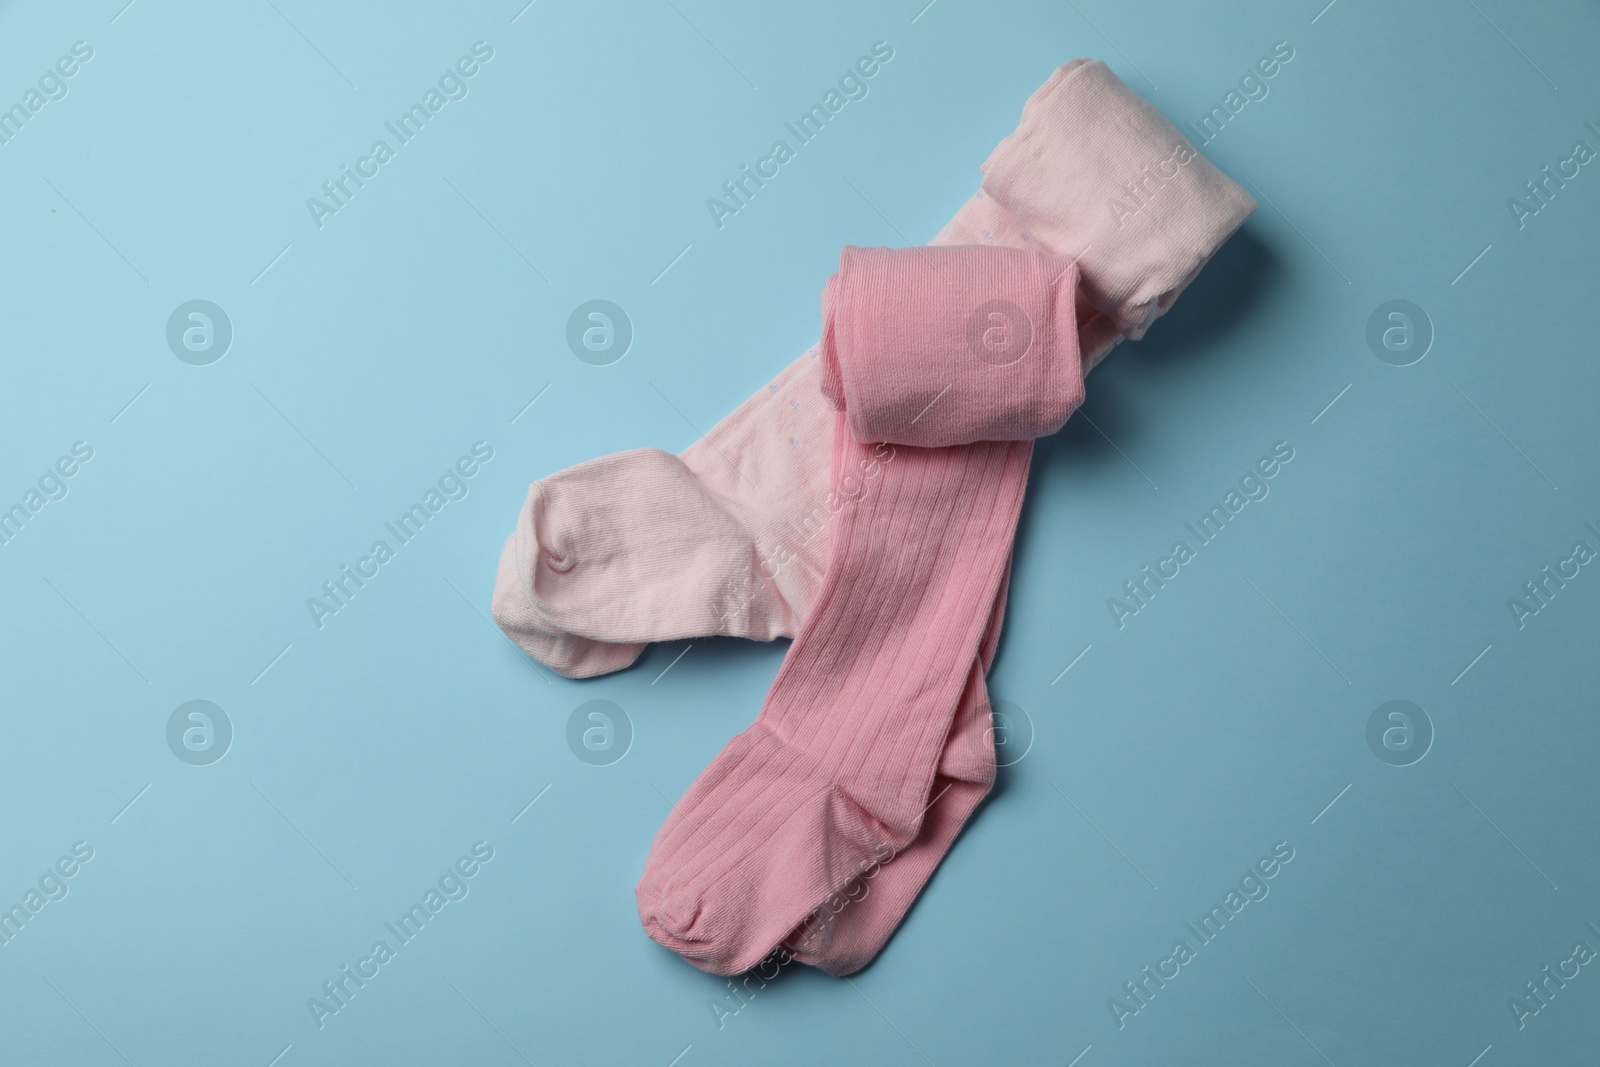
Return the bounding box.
[982,58,1257,340]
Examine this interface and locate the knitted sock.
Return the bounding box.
[781,517,1012,977]
[637,431,1036,976]
[779,411,1011,976]
[490,353,834,679]
[636,247,1082,976]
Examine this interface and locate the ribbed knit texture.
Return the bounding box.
[637,427,1036,976]
[635,245,1082,975]
[787,562,1009,975]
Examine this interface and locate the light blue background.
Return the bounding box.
[2,1,1597,1064]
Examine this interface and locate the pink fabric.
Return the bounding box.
[786,560,1010,974]
[638,436,1039,976]
[492,58,1258,976]
[636,251,1083,976]
[718,63,1255,968]
[820,245,1083,447]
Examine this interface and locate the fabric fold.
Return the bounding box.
[819,245,1083,448]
